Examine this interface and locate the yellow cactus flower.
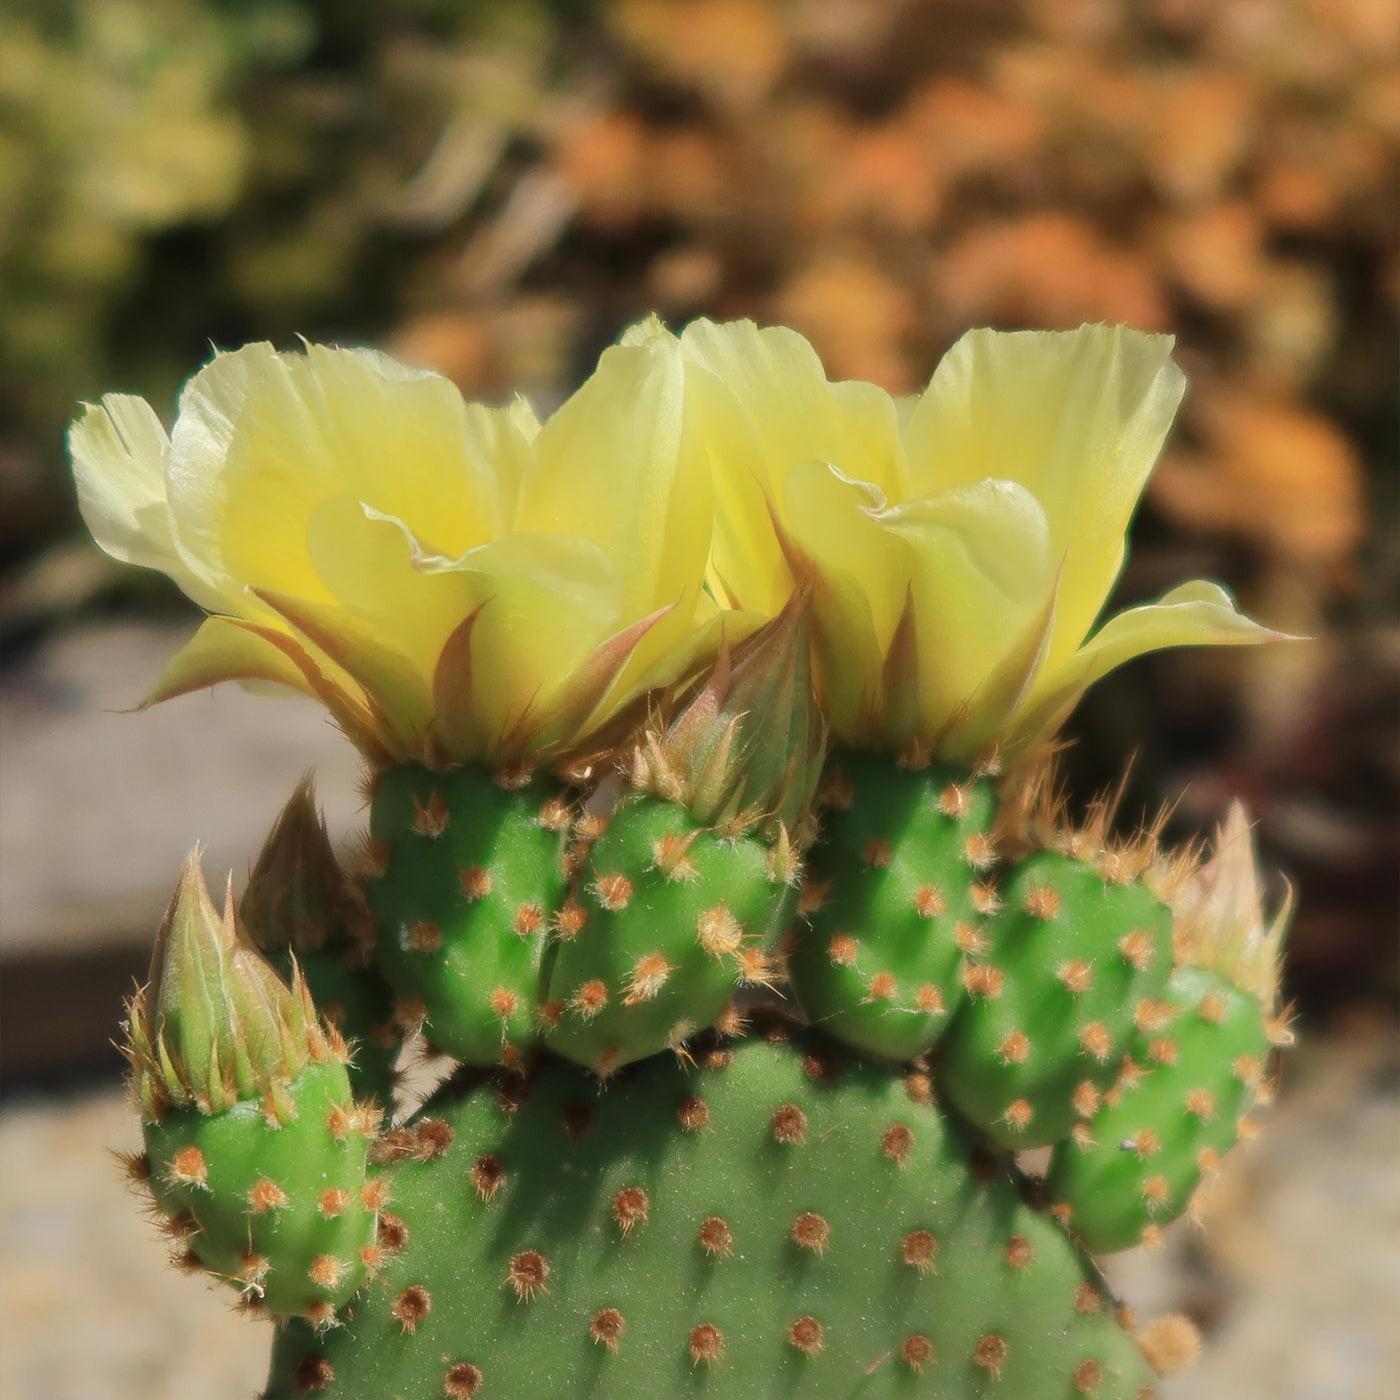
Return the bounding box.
[70,335,719,768]
[677,318,1284,760]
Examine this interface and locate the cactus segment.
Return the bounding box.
[936,852,1174,1149]
[1045,966,1272,1253]
[787,752,999,1061]
[365,764,571,1064]
[543,796,788,1074]
[264,1033,1155,1399]
[144,1059,379,1315]
[241,776,400,1105]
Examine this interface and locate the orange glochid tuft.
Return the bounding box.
[611,1187,650,1237]
[901,1334,935,1373]
[1002,1234,1034,1270]
[938,783,970,818]
[404,920,441,954]
[1071,1080,1101,1119]
[790,1211,829,1254]
[291,1355,335,1395]
[973,1333,1009,1378]
[511,903,544,938]
[797,877,830,915]
[881,1123,915,1164]
[553,899,587,940]
[1002,1099,1034,1133]
[1141,1175,1172,1209]
[901,1228,938,1274]
[1074,1281,1103,1314]
[391,1284,431,1333]
[689,1322,725,1365]
[1134,999,1175,1033]
[317,1188,350,1219]
[443,1360,483,1398]
[827,934,858,967]
[1057,958,1093,994]
[954,920,988,955]
[571,979,609,1020]
[593,872,633,912]
[168,1144,207,1187]
[915,983,944,1014]
[771,1104,808,1144]
[622,952,673,1004]
[970,880,1001,915]
[538,796,572,831]
[863,970,897,1002]
[913,883,946,918]
[997,1029,1030,1064]
[307,1254,348,1291]
[904,1071,933,1104]
[489,987,519,1021]
[1073,1359,1104,1394]
[458,866,492,901]
[963,831,997,869]
[1118,929,1156,971]
[505,1249,549,1300]
[376,1213,409,1253]
[248,1177,288,1213]
[1021,883,1060,919]
[863,837,892,869]
[1078,1021,1113,1061]
[787,1315,824,1355]
[696,903,743,958]
[589,1308,625,1351]
[470,1153,506,1202]
[697,1216,733,1256]
[961,963,1003,999]
[677,1095,710,1132]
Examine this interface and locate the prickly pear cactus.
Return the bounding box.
[82,321,1296,1400]
[266,1029,1156,1400]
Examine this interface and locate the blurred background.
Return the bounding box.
[1,1,1396,1397]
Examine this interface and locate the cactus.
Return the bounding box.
[80,321,1297,1399]
[125,852,382,1320]
[786,749,1000,1061]
[363,763,573,1067]
[541,598,821,1075]
[240,777,401,1106]
[265,1028,1156,1400]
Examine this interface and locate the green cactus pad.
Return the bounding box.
[788,752,999,1061]
[265,1033,1155,1399]
[936,851,1174,1150]
[1045,966,1272,1254]
[543,796,789,1074]
[144,1059,379,1316]
[365,764,571,1065]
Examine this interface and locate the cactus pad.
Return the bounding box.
[265,1032,1155,1399]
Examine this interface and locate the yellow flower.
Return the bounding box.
[678,319,1283,760]
[70,336,718,768]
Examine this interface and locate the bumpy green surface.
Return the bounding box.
[367,764,570,1065]
[265,1034,1154,1400]
[544,795,787,1073]
[937,852,1173,1150]
[788,753,999,1061]
[1046,967,1270,1254]
[145,1060,377,1314]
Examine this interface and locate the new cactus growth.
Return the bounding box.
[126,852,381,1317]
[241,777,400,1105]
[80,319,1295,1398]
[544,598,821,1074]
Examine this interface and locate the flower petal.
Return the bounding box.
[68,396,222,609]
[517,330,712,686]
[165,342,507,607]
[901,324,1186,669]
[877,479,1056,755]
[1013,580,1290,751]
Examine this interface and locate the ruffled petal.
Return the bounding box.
[901,324,1185,670]
[877,478,1056,754]
[517,330,712,686]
